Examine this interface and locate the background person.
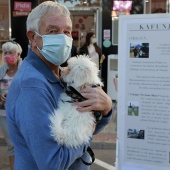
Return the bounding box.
[6,1,112,170]
[0,41,22,170]
[79,32,105,69]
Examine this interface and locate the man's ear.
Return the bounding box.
[26,31,35,44]
[26,31,39,50]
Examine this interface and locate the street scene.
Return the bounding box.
[0,0,167,170]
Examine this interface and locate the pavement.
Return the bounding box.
[0,102,117,169]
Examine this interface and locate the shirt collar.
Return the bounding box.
[25,48,60,83]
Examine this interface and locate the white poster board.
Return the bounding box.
[117,13,170,170]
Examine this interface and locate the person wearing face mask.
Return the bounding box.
[6,1,113,170]
[79,32,105,69]
[0,41,22,170]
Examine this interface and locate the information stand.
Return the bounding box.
[117,13,170,170]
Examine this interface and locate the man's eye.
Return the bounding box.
[49,30,57,34]
[64,31,71,36]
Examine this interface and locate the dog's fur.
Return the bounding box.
[49,55,103,148]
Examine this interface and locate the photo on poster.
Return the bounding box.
[127,129,145,139]
[130,43,149,58]
[127,101,139,116]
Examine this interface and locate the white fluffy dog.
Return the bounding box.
[49,55,103,148]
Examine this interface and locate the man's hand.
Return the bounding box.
[72,86,112,116]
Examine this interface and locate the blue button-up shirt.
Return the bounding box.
[6,49,112,170]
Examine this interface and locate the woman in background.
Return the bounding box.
[0,41,22,170]
[79,32,105,69]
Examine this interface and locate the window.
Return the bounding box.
[0,0,10,42]
[145,0,167,14]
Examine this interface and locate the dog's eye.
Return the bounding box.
[64,67,70,74]
[61,67,70,75]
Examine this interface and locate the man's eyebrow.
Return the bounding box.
[46,25,72,30]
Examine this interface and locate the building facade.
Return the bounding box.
[0,0,169,93]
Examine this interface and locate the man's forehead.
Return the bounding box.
[41,10,70,20]
[40,14,71,25]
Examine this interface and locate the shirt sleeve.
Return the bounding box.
[93,109,113,135]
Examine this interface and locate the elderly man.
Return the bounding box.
[6,1,112,170]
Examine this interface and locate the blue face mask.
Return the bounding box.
[91,38,97,44]
[36,32,73,66]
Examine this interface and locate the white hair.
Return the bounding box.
[2,41,22,56]
[26,1,70,32]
